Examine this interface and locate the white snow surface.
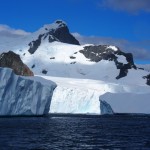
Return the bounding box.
[0,67,56,116]
[107,45,118,51]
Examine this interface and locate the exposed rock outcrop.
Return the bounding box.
[143,74,150,86]
[80,45,137,79]
[52,21,80,45]
[0,51,34,76]
[28,34,44,54]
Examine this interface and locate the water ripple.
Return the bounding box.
[0,114,150,149]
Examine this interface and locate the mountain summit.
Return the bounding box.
[28,20,80,54]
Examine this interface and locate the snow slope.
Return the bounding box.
[13,41,148,87]
[0,67,56,116]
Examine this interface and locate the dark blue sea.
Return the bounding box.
[0,114,150,150]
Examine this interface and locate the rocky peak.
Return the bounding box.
[42,20,67,32]
[0,51,34,76]
[28,20,80,54]
[55,20,67,27]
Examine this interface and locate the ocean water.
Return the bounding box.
[0,114,150,150]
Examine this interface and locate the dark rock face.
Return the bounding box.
[138,67,144,70]
[70,61,76,64]
[116,67,128,79]
[80,45,116,62]
[28,34,43,54]
[53,25,80,45]
[80,45,137,79]
[143,74,150,86]
[42,69,48,74]
[31,64,35,68]
[70,56,76,59]
[28,20,80,54]
[50,57,55,59]
[0,51,34,76]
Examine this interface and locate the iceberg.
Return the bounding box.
[100,92,150,114]
[0,67,56,116]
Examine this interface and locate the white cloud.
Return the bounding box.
[99,0,150,14]
[0,24,31,37]
[72,33,150,61]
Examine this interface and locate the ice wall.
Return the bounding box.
[50,84,150,115]
[0,67,56,116]
[49,86,100,114]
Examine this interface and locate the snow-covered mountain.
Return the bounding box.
[1,20,149,84]
[0,20,150,115]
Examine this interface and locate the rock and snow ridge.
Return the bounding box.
[79,45,137,80]
[0,19,150,115]
[18,41,149,86]
[0,67,56,116]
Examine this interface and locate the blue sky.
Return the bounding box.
[0,0,150,64]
